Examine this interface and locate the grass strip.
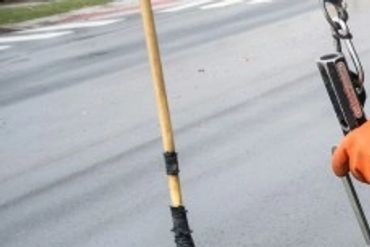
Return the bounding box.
[0,0,113,25]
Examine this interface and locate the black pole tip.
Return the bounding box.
[170,206,196,247]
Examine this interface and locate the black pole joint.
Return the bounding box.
[164,152,179,175]
[170,206,195,247]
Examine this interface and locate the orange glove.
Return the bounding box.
[332,120,370,184]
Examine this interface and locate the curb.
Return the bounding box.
[0,0,179,34]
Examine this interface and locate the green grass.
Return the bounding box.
[0,0,113,25]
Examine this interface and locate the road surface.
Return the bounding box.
[1,0,370,246]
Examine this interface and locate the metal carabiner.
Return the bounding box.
[333,17,365,85]
[322,0,349,38]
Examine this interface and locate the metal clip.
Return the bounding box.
[322,0,348,37]
[333,17,365,85]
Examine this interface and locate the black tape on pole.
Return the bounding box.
[164,152,180,175]
[170,206,195,247]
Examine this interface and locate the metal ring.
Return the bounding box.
[332,17,351,39]
[322,0,348,36]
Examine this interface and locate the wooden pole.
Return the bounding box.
[139,1,195,246]
[140,0,182,208]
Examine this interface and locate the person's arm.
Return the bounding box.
[332,120,370,184]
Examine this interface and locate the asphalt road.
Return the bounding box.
[1,0,370,246]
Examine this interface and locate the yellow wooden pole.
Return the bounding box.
[140,0,183,208]
[140,0,174,153]
[140,1,196,246]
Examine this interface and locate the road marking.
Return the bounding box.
[248,0,272,4]
[0,45,11,51]
[19,19,121,34]
[0,31,73,43]
[201,0,243,9]
[160,0,214,12]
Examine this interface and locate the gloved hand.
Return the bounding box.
[332,120,370,184]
